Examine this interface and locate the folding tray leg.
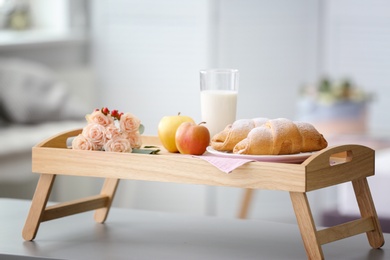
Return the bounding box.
[238,188,254,219]
[22,174,56,241]
[290,191,324,260]
[94,178,120,223]
[352,177,385,248]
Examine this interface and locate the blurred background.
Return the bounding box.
[0,0,389,230]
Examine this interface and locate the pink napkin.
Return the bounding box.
[194,155,254,173]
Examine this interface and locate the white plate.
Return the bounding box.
[206,146,314,163]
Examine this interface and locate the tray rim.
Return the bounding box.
[32,128,375,192]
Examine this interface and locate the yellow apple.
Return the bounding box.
[157,113,195,152]
[175,122,210,155]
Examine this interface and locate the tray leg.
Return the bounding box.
[290,192,324,260]
[94,178,120,223]
[352,178,385,248]
[238,188,254,219]
[22,174,56,241]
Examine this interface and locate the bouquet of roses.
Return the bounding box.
[72,107,143,153]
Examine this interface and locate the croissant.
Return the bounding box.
[210,117,269,151]
[233,118,328,155]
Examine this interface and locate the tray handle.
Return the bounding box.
[36,128,83,148]
[302,144,375,191]
[303,144,374,168]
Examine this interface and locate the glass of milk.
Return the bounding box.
[200,69,239,138]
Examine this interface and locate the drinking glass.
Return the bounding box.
[200,69,239,137]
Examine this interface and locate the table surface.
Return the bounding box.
[0,198,389,260]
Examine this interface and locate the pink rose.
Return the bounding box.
[86,110,114,127]
[104,136,132,153]
[72,134,96,150]
[105,123,121,140]
[119,112,141,133]
[82,123,107,150]
[123,131,142,149]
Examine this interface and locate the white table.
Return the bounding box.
[0,198,389,260]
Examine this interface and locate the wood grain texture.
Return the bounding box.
[42,195,108,222]
[32,130,306,192]
[32,137,376,194]
[22,174,56,241]
[94,178,120,223]
[290,192,324,260]
[352,178,385,248]
[304,144,375,191]
[37,128,82,148]
[317,217,375,245]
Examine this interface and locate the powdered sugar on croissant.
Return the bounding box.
[210,117,269,151]
[293,121,328,153]
[233,118,328,155]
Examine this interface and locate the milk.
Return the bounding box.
[200,90,238,137]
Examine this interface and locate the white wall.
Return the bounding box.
[217,0,320,120]
[91,0,212,131]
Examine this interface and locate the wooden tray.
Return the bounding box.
[23,129,385,259]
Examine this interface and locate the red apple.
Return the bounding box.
[175,122,210,155]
